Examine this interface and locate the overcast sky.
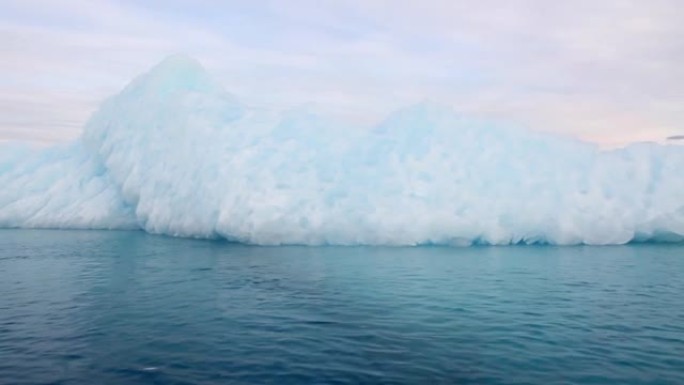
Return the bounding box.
[1,0,683,146]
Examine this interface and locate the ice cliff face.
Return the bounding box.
[1,55,683,245]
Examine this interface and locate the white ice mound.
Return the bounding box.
[2,55,684,245]
[0,142,136,229]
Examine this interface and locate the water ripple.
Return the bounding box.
[0,230,683,385]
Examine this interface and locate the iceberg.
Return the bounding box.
[1,55,683,245]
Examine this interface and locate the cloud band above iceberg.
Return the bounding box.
[1,0,684,146]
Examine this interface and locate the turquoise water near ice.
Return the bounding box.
[1,230,683,385]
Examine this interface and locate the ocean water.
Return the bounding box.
[1,230,683,385]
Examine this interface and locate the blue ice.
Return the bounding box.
[1,55,683,245]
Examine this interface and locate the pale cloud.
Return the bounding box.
[0,0,682,146]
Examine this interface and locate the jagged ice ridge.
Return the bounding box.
[1,55,683,245]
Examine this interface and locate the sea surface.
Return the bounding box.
[1,230,683,385]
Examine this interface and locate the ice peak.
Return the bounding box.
[155,53,203,70]
[124,54,220,97]
[81,54,243,155]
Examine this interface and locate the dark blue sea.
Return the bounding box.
[1,230,683,385]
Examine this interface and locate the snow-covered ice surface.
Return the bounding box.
[1,55,683,245]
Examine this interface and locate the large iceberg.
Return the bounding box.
[1,55,683,245]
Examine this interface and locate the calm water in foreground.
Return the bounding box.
[1,230,683,385]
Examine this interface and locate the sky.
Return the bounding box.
[1,0,683,147]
